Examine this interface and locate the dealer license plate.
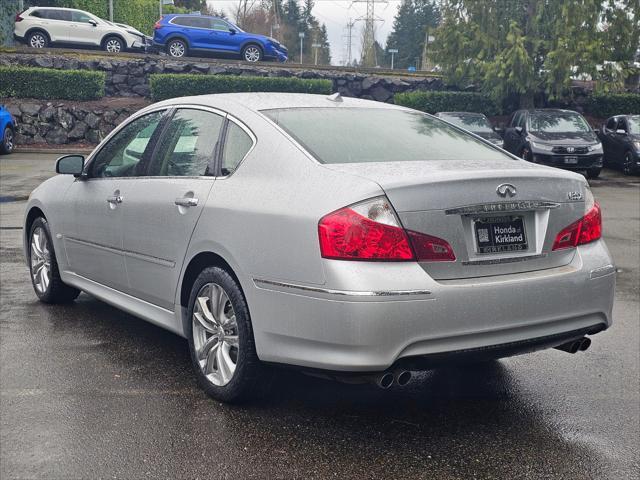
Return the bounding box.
[474,216,528,254]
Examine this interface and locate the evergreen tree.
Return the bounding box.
[385,0,440,69]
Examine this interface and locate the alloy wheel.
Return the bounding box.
[169,41,185,57]
[106,39,122,53]
[623,153,633,175]
[30,33,46,48]
[244,46,261,62]
[192,282,239,386]
[30,227,51,295]
[4,128,13,152]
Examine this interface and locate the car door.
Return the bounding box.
[41,9,72,43]
[68,10,101,46]
[173,16,211,49]
[63,110,167,293]
[601,117,617,161]
[612,118,630,163]
[208,19,238,52]
[503,111,522,154]
[120,107,225,310]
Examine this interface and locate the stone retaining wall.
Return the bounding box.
[2,98,149,146]
[0,52,444,102]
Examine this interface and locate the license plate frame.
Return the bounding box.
[563,156,579,164]
[474,215,528,254]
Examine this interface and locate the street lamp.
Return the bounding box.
[298,32,305,64]
[312,43,321,65]
[388,48,398,70]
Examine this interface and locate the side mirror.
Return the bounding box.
[89,20,98,26]
[615,128,627,135]
[229,28,236,35]
[56,155,85,177]
[515,126,523,135]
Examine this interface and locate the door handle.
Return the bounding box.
[175,197,198,207]
[107,195,123,204]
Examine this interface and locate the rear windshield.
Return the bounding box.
[262,108,510,164]
[529,113,591,133]
[440,114,493,133]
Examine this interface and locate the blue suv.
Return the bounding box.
[0,105,16,155]
[153,14,288,62]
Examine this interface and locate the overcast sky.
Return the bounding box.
[206,0,403,64]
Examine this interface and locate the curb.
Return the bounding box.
[0,195,29,203]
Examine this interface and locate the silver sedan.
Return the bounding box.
[24,93,616,402]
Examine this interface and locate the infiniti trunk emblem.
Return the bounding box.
[496,183,517,197]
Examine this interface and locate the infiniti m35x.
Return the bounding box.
[24,93,615,403]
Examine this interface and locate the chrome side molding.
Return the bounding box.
[253,278,431,297]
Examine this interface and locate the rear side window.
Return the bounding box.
[30,10,43,18]
[263,108,510,164]
[605,118,617,130]
[221,121,253,175]
[148,108,224,177]
[41,9,72,21]
[172,16,210,29]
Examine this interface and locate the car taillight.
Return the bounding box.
[154,20,162,29]
[552,202,602,251]
[318,197,455,262]
[15,11,25,22]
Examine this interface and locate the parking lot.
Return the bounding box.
[1,152,638,479]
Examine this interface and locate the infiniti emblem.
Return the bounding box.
[496,183,517,198]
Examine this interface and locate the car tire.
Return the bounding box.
[623,151,635,176]
[27,30,49,49]
[103,36,124,53]
[167,38,187,58]
[586,167,602,179]
[242,44,263,62]
[186,266,271,403]
[28,217,81,304]
[1,126,14,154]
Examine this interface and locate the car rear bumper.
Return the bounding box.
[532,153,603,170]
[249,240,615,372]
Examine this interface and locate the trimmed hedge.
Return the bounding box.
[394,91,501,116]
[585,93,640,119]
[0,66,105,100]
[150,74,333,101]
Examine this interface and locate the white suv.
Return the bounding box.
[14,7,151,53]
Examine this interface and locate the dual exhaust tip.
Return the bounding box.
[554,336,591,354]
[375,370,412,389]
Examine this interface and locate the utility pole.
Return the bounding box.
[312,43,321,65]
[388,48,398,69]
[109,0,114,22]
[298,32,305,64]
[352,0,387,68]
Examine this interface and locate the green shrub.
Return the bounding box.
[0,66,105,100]
[150,74,333,101]
[394,90,501,116]
[585,93,640,119]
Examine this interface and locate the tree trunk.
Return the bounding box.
[519,92,535,109]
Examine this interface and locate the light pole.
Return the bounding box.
[312,43,321,65]
[298,32,305,64]
[108,0,113,21]
[388,48,398,69]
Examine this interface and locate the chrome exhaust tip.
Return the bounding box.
[394,370,412,387]
[376,372,394,389]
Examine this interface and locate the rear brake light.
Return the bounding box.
[15,11,25,22]
[318,197,414,261]
[318,197,456,262]
[407,231,456,261]
[154,20,162,29]
[552,202,602,250]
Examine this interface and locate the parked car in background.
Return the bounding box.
[14,7,151,53]
[598,115,640,175]
[153,14,288,62]
[435,112,504,148]
[503,109,604,178]
[24,93,614,403]
[0,106,16,155]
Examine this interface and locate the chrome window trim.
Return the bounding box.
[253,278,431,297]
[461,253,548,266]
[168,16,213,31]
[445,201,561,216]
[216,113,258,179]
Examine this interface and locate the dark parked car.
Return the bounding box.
[503,109,603,178]
[153,14,288,62]
[598,115,640,175]
[435,112,504,148]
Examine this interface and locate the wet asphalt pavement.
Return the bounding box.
[1,153,638,479]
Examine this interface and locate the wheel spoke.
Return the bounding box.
[196,296,218,327]
[217,290,231,325]
[216,342,235,384]
[198,334,219,360]
[224,335,239,348]
[205,342,220,375]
